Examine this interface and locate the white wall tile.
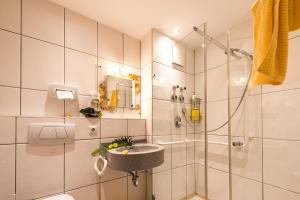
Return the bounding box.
[172,166,187,200]
[185,73,195,103]
[101,119,127,138]
[194,48,203,74]
[16,117,64,143]
[124,34,141,68]
[101,166,127,182]
[65,9,97,55]
[229,58,251,98]
[65,118,100,140]
[153,170,172,200]
[0,145,15,200]
[153,99,171,135]
[141,63,152,101]
[195,164,205,196]
[207,168,229,200]
[152,62,171,100]
[207,135,229,172]
[232,175,262,200]
[232,138,262,181]
[97,58,121,85]
[153,30,174,67]
[0,30,20,87]
[98,23,123,63]
[101,177,127,200]
[0,86,20,116]
[153,135,171,172]
[195,73,204,99]
[128,119,145,136]
[207,100,228,135]
[0,117,15,144]
[264,184,300,200]
[128,172,146,200]
[141,31,152,67]
[22,37,64,90]
[264,139,300,193]
[263,89,300,140]
[186,48,195,74]
[187,134,195,164]
[195,134,205,164]
[172,43,186,72]
[22,0,64,45]
[171,68,186,89]
[263,36,300,93]
[65,95,93,117]
[65,49,97,95]
[172,135,186,168]
[206,40,227,69]
[231,94,262,138]
[187,164,196,197]
[0,0,20,33]
[65,139,100,190]
[171,103,187,135]
[16,144,64,200]
[67,184,100,200]
[21,89,64,117]
[207,65,227,101]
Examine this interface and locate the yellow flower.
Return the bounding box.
[108,144,113,149]
[112,143,118,148]
[122,149,129,155]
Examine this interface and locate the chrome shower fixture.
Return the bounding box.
[193,26,253,61]
[171,85,179,101]
[171,85,186,103]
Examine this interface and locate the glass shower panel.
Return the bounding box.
[179,23,207,200]
[228,15,263,200]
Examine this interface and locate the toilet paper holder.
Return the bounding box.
[49,84,78,100]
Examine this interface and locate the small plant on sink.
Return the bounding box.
[92,136,134,156]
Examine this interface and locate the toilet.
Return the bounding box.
[42,194,75,200]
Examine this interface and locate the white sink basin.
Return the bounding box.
[106,144,164,172]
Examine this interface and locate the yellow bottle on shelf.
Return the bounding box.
[191,94,201,122]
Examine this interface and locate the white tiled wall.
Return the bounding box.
[0,0,141,118]
[0,117,146,200]
[0,0,145,199]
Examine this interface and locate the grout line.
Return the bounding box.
[263,182,300,195]
[63,8,66,118]
[261,86,265,200]
[14,116,17,197]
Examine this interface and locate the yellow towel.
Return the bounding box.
[109,90,118,109]
[251,0,300,86]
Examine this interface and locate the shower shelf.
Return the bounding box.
[157,139,250,148]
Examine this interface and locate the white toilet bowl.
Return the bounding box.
[42,194,75,200]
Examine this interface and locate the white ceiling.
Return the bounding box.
[50,0,255,40]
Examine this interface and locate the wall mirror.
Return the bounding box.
[99,74,140,112]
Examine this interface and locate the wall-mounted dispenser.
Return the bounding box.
[191,94,201,122]
[49,84,78,100]
[28,123,75,145]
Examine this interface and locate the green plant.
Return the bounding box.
[80,107,102,118]
[91,136,134,157]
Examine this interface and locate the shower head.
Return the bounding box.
[230,48,253,60]
[193,26,253,61]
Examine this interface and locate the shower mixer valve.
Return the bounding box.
[171,85,179,101]
[178,86,186,103]
[171,85,186,102]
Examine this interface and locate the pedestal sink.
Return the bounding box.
[106,143,164,172]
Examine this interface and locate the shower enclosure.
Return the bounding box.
[144,14,263,200]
